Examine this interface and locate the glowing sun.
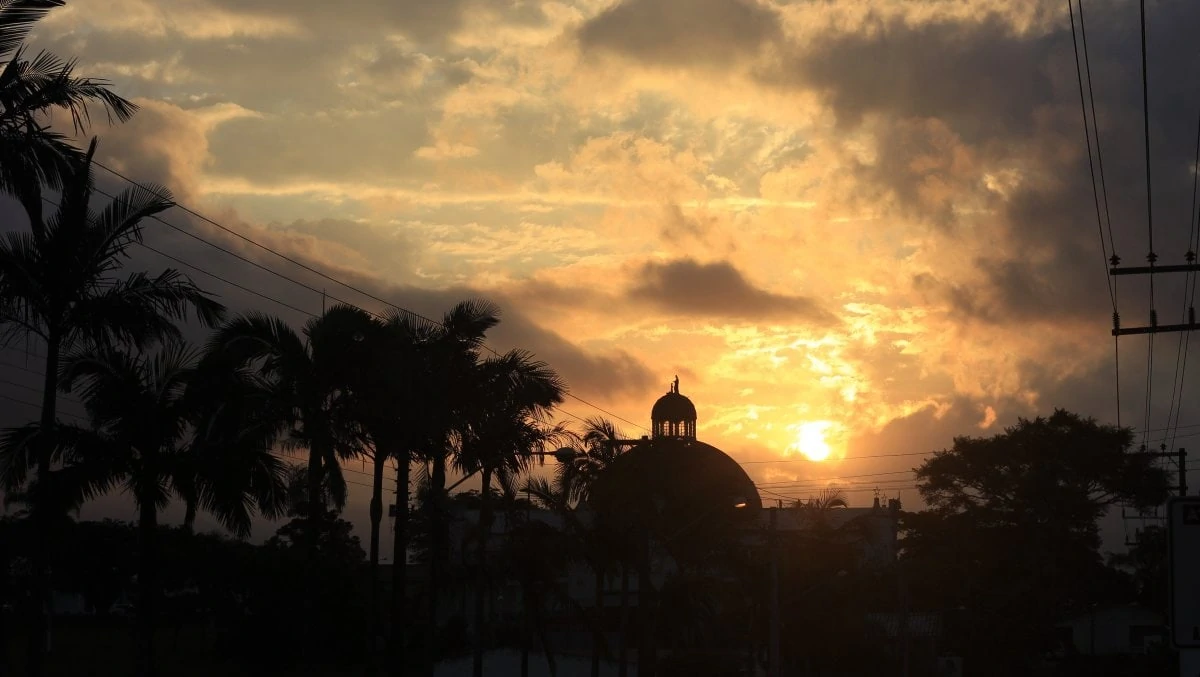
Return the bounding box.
[791,421,833,461]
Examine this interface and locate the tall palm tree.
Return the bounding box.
[0,138,223,674]
[347,300,499,674]
[0,0,138,226]
[563,417,626,677]
[204,307,372,561]
[454,350,567,677]
[0,342,288,676]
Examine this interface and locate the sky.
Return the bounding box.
[5,0,1200,541]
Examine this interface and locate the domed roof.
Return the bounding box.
[589,437,762,529]
[652,377,697,422]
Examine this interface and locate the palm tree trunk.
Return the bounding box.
[390,452,410,677]
[521,592,531,677]
[533,601,558,677]
[137,501,159,677]
[182,500,197,534]
[28,332,60,677]
[637,530,655,677]
[618,565,630,677]
[306,446,323,554]
[592,567,604,677]
[369,448,387,660]
[426,451,446,676]
[304,444,324,664]
[472,466,493,677]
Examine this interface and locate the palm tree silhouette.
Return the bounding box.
[0,138,223,674]
[453,350,567,677]
[532,416,627,677]
[2,342,287,675]
[204,307,371,572]
[345,300,499,673]
[0,1,137,228]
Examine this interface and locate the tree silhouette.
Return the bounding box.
[2,342,287,675]
[0,1,137,228]
[0,139,223,675]
[204,307,371,554]
[905,410,1169,675]
[343,300,499,673]
[453,349,567,677]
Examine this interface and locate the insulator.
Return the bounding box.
[1188,250,1197,264]
[1162,443,1168,452]
[1151,309,1158,326]
[1148,251,1158,265]
[1111,253,1122,266]
[1113,312,1121,331]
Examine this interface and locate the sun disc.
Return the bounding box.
[793,421,833,462]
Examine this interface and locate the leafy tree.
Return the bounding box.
[1107,524,1167,615]
[257,465,368,666]
[0,0,137,225]
[904,409,1167,675]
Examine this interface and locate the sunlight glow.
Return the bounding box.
[790,421,834,462]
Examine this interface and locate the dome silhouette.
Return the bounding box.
[651,376,697,439]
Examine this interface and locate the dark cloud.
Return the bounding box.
[628,257,835,321]
[754,2,1200,332]
[765,14,1058,139]
[577,0,782,67]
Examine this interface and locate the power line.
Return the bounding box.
[740,450,931,464]
[1162,100,1200,450]
[88,172,651,434]
[756,469,915,488]
[94,162,437,326]
[0,393,86,422]
[1069,0,1117,311]
[86,188,375,321]
[1071,0,1123,430]
[1138,0,1156,452]
[134,240,320,319]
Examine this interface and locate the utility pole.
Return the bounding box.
[1179,448,1188,496]
[769,507,780,677]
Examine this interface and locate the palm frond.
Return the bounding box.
[69,269,225,349]
[89,179,174,262]
[0,1,63,58]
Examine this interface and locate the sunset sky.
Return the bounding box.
[5,0,1200,536]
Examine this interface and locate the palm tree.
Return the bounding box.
[0,0,138,226]
[454,350,567,677]
[204,307,372,563]
[0,342,288,676]
[342,301,498,673]
[0,139,223,674]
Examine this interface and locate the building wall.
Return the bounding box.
[1062,606,1165,656]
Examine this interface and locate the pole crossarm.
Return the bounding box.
[1114,322,1198,336]
[1112,264,1200,275]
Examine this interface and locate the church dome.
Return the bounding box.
[652,376,697,439]
[651,391,697,422]
[588,437,762,550]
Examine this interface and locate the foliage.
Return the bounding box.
[903,409,1162,675]
[0,0,138,223]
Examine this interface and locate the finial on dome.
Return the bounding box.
[672,375,679,394]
